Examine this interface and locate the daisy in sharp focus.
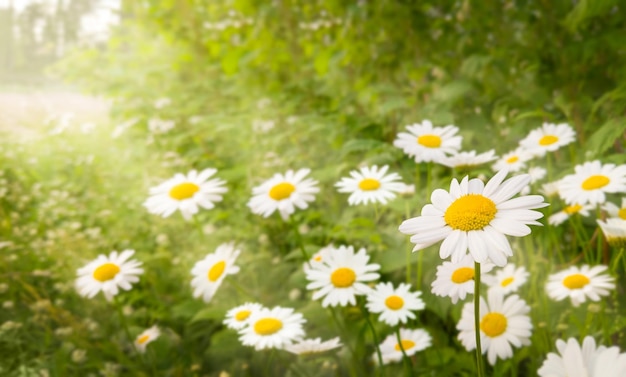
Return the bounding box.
[247,168,319,220]
[546,265,615,307]
[365,282,425,326]
[143,168,227,220]
[393,120,462,163]
[431,254,493,304]
[558,160,626,205]
[305,245,380,307]
[399,169,548,266]
[483,264,529,295]
[377,328,432,364]
[457,290,532,365]
[224,302,264,330]
[335,165,406,206]
[519,122,576,158]
[134,325,160,353]
[538,336,626,377]
[548,203,594,226]
[491,148,534,173]
[440,149,497,169]
[597,218,626,248]
[284,337,343,355]
[190,242,241,303]
[238,306,306,350]
[76,249,144,301]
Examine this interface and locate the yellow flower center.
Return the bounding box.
[169,182,199,200]
[581,175,610,191]
[313,255,322,262]
[136,335,150,344]
[539,135,559,146]
[506,156,519,164]
[93,263,120,282]
[451,267,475,283]
[394,340,416,351]
[563,204,582,214]
[480,312,508,338]
[254,318,283,336]
[208,261,226,282]
[417,134,442,148]
[330,267,356,288]
[501,277,514,287]
[618,208,626,220]
[563,273,590,289]
[235,310,251,321]
[269,182,295,200]
[384,295,405,310]
[444,194,497,231]
[358,178,381,191]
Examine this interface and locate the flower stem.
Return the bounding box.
[113,296,138,353]
[359,299,384,375]
[290,218,311,266]
[395,327,414,377]
[474,262,485,377]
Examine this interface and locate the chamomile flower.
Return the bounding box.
[483,264,529,295]
[431,254,493,303]
[238,306,306,350]
[393,120,462,163]
[366,282,425,326]
[521,166,548,195]
[143,168,227,220]
[440,150,497,169]
[399,169,548,266]
[457,291,532,365]
[224,303,264,330]
[190,243,241,303]
[335,165,405,206]
[305,245,380,307]
[284,337,343,355]
[134,325,160,353]
[306,245,334,268]
[538,336,626,377]
[546,265,615,307]
[558,161,626,205]
[247,168,319,220]
[377,328,432,364]
[541,180,562,197]
[603,197,626,219]
[548,203,593,226]
[75,249,144,301]
[519,123,576,157]
[491,148,534,173]
[597,218,626,248]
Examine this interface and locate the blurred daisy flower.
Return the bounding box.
[491,148,534,173]
[393,120,462,163]
[305,245,380,307]
[366,282,425,326]
[538,336,626,377]
[191,243,241,303]
[75,249,143,301]
[519,123,576,157]
[238,306,305,350]
[603,197,626,219]
[143,168,227,220]
[247,168,319,220]
[440,150,497,169]
[431,254,493,304]
[284,337,343,355]
[399,169,548,266]
[597,218,626,248]
[134,325,160,353]
[546,265,615,307]
[377,328,432,365]
[483,264,529,295]
[224,302,264,330]
[558,161,626,205]
[335,165,405,206]
[457,291,532,365]
[548,203,593,226]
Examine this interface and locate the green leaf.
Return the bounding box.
[584,119,626,157]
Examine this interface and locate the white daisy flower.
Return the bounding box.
[247,168,320,220]
[238,306,306,350]
[519,123,576,157]
[457,291,532,365]
[538,336,626,377]
[558,160,626,205]
[541,180,562,197]
[399,169,548,266]
[190,243,241,303]
[377,328,432,365]
[305,245,381,307]
[491,148,534,173]
[440,150,497,169]
[546,265,615,307]
[520,166,548,195]
[224,302,264,330]
[431,254,493,304]
[393,120,462,163]
[306,244,335,268]
[284,337,343,355]
[75,249,144,301]
[597,218,626,248]
[143,168,227,220]
[335,165,405,206]
[365,282,425,326]
[483,264,529,295]
[603,197,626,219]
[548,203,594,226]
[134,325,160,353]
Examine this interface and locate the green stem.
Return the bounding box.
[290,218,311,266]
[474,262,485,377]
[359,299,384,375]
[329,307,359,377]
[395,327,414,377]
[416,251,424,290]
[113,296,138,354]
